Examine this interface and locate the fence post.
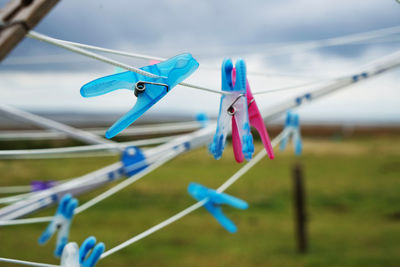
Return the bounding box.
[292,163,308,253]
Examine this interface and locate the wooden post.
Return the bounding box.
[292,163,308,253]
[0,0,59,61]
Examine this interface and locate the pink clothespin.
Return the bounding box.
[231,69,274,162]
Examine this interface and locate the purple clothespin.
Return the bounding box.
[31,180,56,192]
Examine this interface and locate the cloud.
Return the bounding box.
[2,0,399,64]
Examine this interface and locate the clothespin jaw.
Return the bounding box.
[188,182,248,233]
[60,237,105,267]
[79,236,105,267]
[280,111,302,156]
[280,111,292,151]
[38,194,78,257]
[61,242,80,267]
[209,58,253,161]
[80,53,199,139]
[292,114,302,156]
[121,146,148,177]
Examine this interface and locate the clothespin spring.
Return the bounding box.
[134,81,169,97]
[227,94,245,115]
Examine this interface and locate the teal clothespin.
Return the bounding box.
[280,111,302,155]
[80,53,199,139]
[188,182,248,233]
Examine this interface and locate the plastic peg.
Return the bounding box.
[209,58,253,161]
[188,182,248,233]
[38,194,78,257]
[80,54,199,138]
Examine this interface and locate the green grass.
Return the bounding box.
[0,135,399,267]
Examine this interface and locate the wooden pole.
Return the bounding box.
[0,0,59,61]
[292,163,308,253]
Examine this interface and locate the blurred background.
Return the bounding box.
[0,1,399,267]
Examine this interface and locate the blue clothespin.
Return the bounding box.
[121,146,148,176]
[352,71,369,82]
[188,182,248,233]
[60,237,104,267]
[280,111,302,155]
[79,236,105,267]
[80,53,199,139]
[195,112,209,128]
[38,194,78,257]
[209,58,254,161]
[114,66,126,74]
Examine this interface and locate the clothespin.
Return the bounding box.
[195,112,209,128]
[121,146,148,176]
[38,194,78,257]
[31,180,55,192]
[188,182,248,233]
[352,71,368,82]
[209,58,254,161]
[79,237,105,267]
[295,93,312,106]
[0,0,59,61]
[60,237,105,267]
[80,53,199,139]
[114,66,126,73]
[280,111,302,155]
[231,68,274,162]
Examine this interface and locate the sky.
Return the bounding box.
[0,0,400,124]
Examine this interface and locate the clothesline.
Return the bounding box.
[0,148,180,226]
[2,47,400,222]
[27,31,229,96]
[26,31,339,97]
[100,128,287,259]
[0,134,183,160]
[1,25,400,267]
[0,129,288,267]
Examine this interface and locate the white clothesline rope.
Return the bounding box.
[0,257,59,267]
[100,129,287,259]
[0,129,286,267]
[74,148,182,214]
[0,121,203,141]
[0,192,36,204]
[27,32,160,79]
[252,79,332,96]
[39,25,400,73]
[0,134,183,160]
[0,185,32,194]
[0,145,183,226]
[0,104,115,148]
[240,25,400,58]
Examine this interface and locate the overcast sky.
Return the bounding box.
[0,0,399,124]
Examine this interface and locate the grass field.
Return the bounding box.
[0,135,399,267]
